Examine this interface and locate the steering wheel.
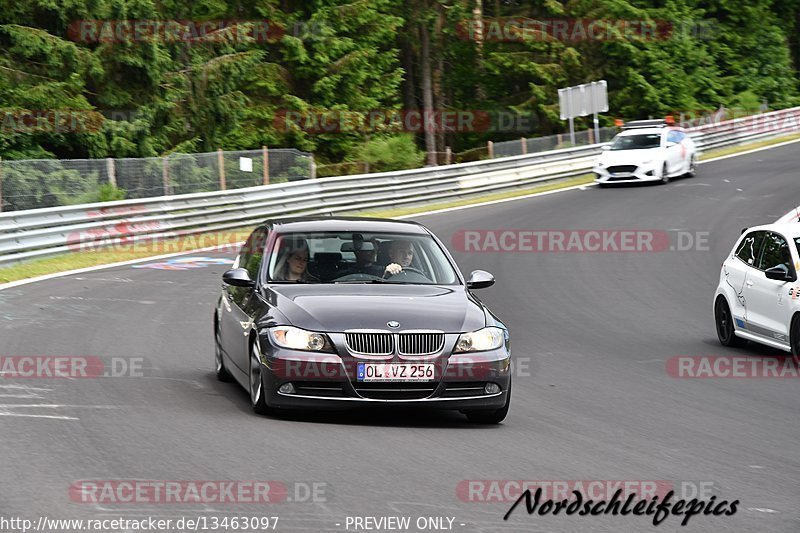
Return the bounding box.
[385,267,430,282]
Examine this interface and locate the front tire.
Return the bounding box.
[715,296,747,347]
[660,163,670,184]
[465,381,511,424]
[789,314,800,367]
[249,338,272,415]
[686,154,697,177]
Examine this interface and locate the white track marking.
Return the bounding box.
[2,136,798,292]
[0,412,79,420]
[0,404,119,408]
[0,384,52,391]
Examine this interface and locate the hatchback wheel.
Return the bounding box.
[790,315,800,367]
[715,297,747,347]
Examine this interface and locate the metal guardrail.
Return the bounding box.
[1,106,798,266]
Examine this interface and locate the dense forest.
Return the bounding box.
[1,0,798,168]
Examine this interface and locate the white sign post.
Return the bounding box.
[558,80,608,145]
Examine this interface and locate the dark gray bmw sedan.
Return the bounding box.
[214,217,511,423]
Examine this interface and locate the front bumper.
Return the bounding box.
[593,164,660,184]
[261,343,512,410]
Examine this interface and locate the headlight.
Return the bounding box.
[454,327,505,353]
[268,326,334,352]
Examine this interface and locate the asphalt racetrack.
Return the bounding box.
[1,142,799,532]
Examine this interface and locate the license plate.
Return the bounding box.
[357,363,435,382]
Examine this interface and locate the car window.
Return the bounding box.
[237,227,269,280]
[266,231,460,285]
[610,134,661,150]
[735,231,765,266]
[757,231,791,271]
[667,130,684,143]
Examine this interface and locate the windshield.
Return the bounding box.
[265,231,460,285]
[610,133,662,150]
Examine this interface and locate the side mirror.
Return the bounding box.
[222,268,255,288]
[467,270,495,289]
[764,264,796,282]
[601,145,611,151]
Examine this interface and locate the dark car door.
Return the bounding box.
[220,227,269,374]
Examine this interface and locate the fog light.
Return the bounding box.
[485,383,501,394]
[278,383,295,394]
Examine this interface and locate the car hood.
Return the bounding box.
[263,284,487,333]
[599,149,661,166]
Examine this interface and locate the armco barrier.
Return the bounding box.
[0,106,798,265]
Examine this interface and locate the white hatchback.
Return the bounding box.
[593,121,697,186]
[713,223,800,363]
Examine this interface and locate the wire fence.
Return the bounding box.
[0,148,313,212]
[491,127,618,158]
[0,128,616,212]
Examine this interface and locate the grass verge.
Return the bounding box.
[698,132,800,160]
[0,229,252,283]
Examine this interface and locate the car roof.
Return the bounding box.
[263,216,431,235]
[743,222,800,238]
[617,128,669,136]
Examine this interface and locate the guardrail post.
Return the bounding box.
[445,146,451,165]
[588,128,594,144]
[0,156,3,212]
[106,158,116,187]
[487,141,493,159]
[268,146,269,185]
[217,149,226,190]
[557,133,563,147]
[520,138,527,155]
[310,155,317,179]
[162,156,171,195]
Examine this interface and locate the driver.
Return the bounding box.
[383,240,414,277]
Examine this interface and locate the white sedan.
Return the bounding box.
[714,222,800,363]
[593,121,697,186]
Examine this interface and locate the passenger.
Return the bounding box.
[273,238,317,282]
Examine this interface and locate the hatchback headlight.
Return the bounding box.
[268,326,334,352]
[454,327,505,353]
